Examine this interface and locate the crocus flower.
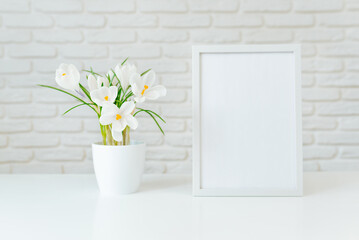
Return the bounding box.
[99,102,138,141]
[88,75,109,92]
[114,63,138,90]
[130,70,166,103]
[55,64,80,91]
[90,86,118,106]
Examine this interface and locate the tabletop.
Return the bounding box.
[0,172,359,240]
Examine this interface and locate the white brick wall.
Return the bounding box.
[0,0,358,174]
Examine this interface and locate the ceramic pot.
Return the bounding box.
[92,141,145,195]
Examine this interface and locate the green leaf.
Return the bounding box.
[149,113,164,135]
[79,83,91,101]
[141,68,151,76]
[121,92,134,104]
[136,108,165,123]
[83,69,102,77]
[111,70,125,101]
[62,103,94,115]
[110,69,120,87]
[121,57,128,66]
[146,111,164,135]
[133,108,165,135]
[38,84,99,117]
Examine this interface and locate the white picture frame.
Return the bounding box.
[192,45,302,197]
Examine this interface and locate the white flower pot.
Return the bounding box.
[92,141,145,195]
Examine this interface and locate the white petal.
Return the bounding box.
[129,73,144,96]
[90,88,104,106]
[143,70,156,87]
[111,128,123,142]
[119,64,137,90]
[131,82,142,98]
[99,114,115,125]
[97,77,109,88]
[118,71,128,90]
[125,115,138,129]
[129,72,139,85]
[69,64,80,81]
[108,86,118,103]
[101,103,118,115]
[134,96,145,103]
[88,75,98,92]
[112,119,126,132]
[120,101,135,115]
[68,64,80,91]
[100,104,118,125]
[125,64,137,75]
[56,76,76,91]
[144,85,167,100]
[130,73,143,86]
[114,64,121,74]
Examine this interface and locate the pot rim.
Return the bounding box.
[92,140,145,148]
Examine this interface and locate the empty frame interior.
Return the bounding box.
[195,46,301,196]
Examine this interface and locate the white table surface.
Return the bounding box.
[0,172,359,240]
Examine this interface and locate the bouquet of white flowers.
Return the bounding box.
[39,58,166,146]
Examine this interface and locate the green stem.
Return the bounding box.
[122,126,130,145]
[100,124,106,145]
[106,125,113,145]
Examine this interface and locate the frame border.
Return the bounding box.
[192,45,303,197]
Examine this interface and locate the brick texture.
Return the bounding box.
[0,0,358,173]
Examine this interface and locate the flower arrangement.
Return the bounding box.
[39,59,166,145]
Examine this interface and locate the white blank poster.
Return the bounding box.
[194,45,302,196]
